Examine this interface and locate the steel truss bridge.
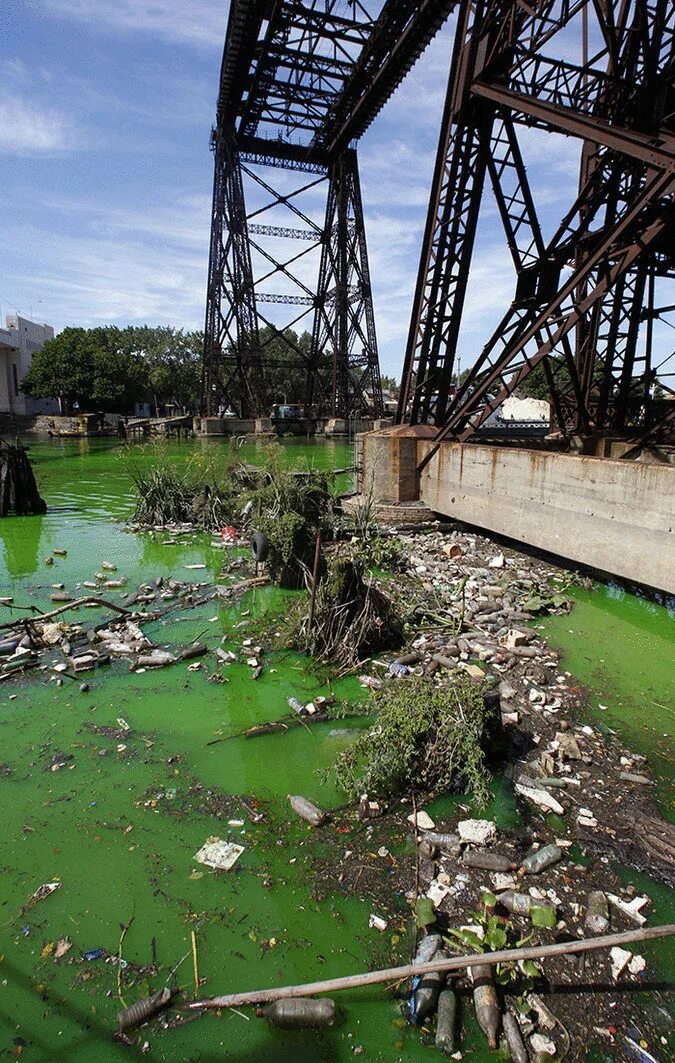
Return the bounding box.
[203,1,674,446]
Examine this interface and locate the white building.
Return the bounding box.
[0,314,59,415]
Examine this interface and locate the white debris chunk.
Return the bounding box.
[368,914,387,932]
[628,954,646,975]
[427,880,452,906]
[610,947,632,980]
[530,1034,556,1056]
[194,837,244,871]
[457,819,497,845]
[607,893,650,926]
[515,782,565,815]
[408,810,435,830]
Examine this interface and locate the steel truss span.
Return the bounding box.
[202,0,457,418]
[397,0,675,452]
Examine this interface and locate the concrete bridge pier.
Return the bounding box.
[355,426,675,596]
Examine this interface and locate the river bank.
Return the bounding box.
[0,437,672,1062]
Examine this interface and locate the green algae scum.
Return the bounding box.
[0,438,673,1061]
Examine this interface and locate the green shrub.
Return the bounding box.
[334,677,497,806]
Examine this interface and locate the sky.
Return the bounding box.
[0,1,671,383]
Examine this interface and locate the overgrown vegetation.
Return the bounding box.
[341,487,408,573]
[287,555,404,671]
[525,574,575,614]
[333,677,499,806]
[352,533,407,573]
[245,447,335,587]
[127,443,336,587]
[127,447,240,529]
[444,891,545,1012]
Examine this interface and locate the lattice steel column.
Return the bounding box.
[310,149,383,418]
[202,128,263,417]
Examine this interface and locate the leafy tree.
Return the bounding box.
[380,374,399,397]
[22,327,144,413]
[118,326,202,414]
[23,325,203,415]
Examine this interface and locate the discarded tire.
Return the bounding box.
[250,530,270,562]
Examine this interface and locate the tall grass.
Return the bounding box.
[125,444,240,529]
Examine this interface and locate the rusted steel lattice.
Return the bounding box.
[202,0,457,417]
[397,1,674,450]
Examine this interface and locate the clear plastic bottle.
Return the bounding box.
[584,891,609,934]
[519,843,562,874]
[463,851,515,872]
[261,997,335,1028]
[288,795,326,826]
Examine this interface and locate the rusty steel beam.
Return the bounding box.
[472,82,675,173]
[398,0,675,447]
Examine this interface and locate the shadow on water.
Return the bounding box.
[0,513,45,578]
[0,956,343,1063]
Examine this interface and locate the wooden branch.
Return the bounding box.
[0,597,134,631]
[189,924,675,1011]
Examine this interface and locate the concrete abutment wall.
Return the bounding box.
[357,428,675,595]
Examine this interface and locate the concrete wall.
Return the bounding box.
[418,441,675,595]
[358,425,437,502]
[0,315,57,415]
[194,417,256,436]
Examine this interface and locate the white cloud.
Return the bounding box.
[0,92,74,153]
[43,0,227,47]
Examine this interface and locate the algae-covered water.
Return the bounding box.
[541,585,675,814]
[0,438,673,1062]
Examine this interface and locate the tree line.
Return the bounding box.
[23,324,403,415]
[22,326,203,416]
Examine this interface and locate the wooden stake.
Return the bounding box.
[189,923,675,1011]
[306,529,322,645]
[191,930,199,998]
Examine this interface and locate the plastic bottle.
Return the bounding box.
[288,794,326,826]
[470,964,500,1049]
[413,932,442,966]
[287,697,305,713]
[462,851,515,872]
[260,997,335,1028]
[419,837,438,860]
[584,891,610,934]
[497,890,556,918]
[412,952,446,1024]
[388,661,409,677]
[422,832,462,852]
[502,1011,528,1063]
[519,844,562,875]
[435,985,459,1054]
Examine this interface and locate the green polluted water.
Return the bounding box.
[0,437,431,1063]
[0,437,673,1062]
[540,583,675,813]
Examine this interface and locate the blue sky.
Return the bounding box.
[1,1,670,382]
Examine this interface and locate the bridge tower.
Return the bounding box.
[201,2,384,419]
[201,1,459,419]
[397,0,674,451]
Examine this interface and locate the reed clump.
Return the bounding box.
[127,447,240,529]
